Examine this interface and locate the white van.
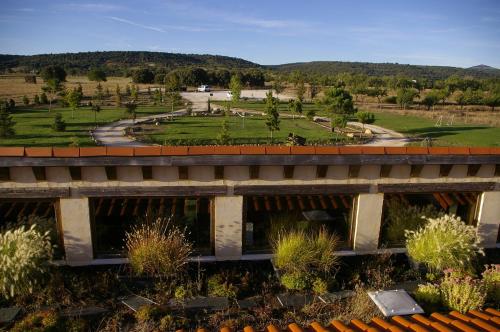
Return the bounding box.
[197,85,211,92]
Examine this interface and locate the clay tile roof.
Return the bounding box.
[189,308,500,332]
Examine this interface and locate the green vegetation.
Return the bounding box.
[0,105,174,146]
[440,271,486,313]
[371,111,500,146]
[139,116,334,145]
[405,215,483,273]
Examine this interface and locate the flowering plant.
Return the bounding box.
[0,225,53,299]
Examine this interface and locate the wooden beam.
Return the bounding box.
[263,196,272,211]
[380,165,392,178]
[308,196,318,210]
[69,166,82,180]
[42,202,53,218]
[4,202,17,219]
[120,198,129,216]
[214,166,224,180]
[94,198,104,216]
[328,195,339,209]
[433,193,448,210]
[133,198,142,216]
[107,198,117,216]
[0,187,69,198]
[439,164,453,177]
[318,195,328,209]
[146,198,153,214]
[348,165,360,178]
[339,195,350,209]
[283,166,294,179]
[0,167,10,181]
[410,165,424,177]
[274,196,282,211]
[105,166,117,180]
[73,185,227,197]
[440,193,454,206]
[316,165,328,178]
[234,184,371,195]
[178,166,188,180]
[252,197,260,211]
[285,195,294,210]
[378,182,497,193]
[453,193,466,205]
[29,201,42,218]
[2,155,497,167]
[467,164,481,177]
[158,198,165,216]
[297,196,306,210]
[249,165,260,179]
[32,166,46,181]
[142,166,153,180]
[462,193,476,205]
[18,202,30,218]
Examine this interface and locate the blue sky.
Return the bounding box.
[1,0,499,68]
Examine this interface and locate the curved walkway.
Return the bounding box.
[92,90,408,146]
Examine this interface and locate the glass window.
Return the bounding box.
[90,197,213,258]
[243,194,354,253]
[380,192,479,248]
[0,198,64,259]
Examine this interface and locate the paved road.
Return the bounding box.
[92,90,408,146]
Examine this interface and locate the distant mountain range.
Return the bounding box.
[0,51,499,80]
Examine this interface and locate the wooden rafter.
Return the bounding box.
[308,196,317,210]
[285,196,294,210]
[441,193,454,206]
[264,196,271,211]
[328,195,338,209]
[107,198,117,216]
[146,198,153,215]
[339,195,350,209]
[133,198,142,216]
[42,203,53,218]
[120,198,129,216]
[4,202,17,219]
[318,195,328,209]
[252,197,260,211]
[29,201,42,218]
[297,196,306,210]
[18,202,30,218]
[274,196,282,211]
[158,198,165,216]
[453,193,466,205]
[433,193,448,210]
[171,198,177,216]
[95,198,104,216]
[463,194,476,205]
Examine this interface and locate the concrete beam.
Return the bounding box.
[353,193,384,252]
[214,196,243,260]
[59,197,93,265]
[477,191,500,247]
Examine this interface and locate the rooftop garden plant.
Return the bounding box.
[0,225,53,299]
[405,214,483,274]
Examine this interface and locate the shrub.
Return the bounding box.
[52,112,66,131]
[11,309,60,332]
[159,315,174,331]
[383,198,440,246]
[312,278,328,295]
[174,285,188,300]
[280,272,310,291]
[440,270,486,313]
[405,214,483,273]
[414,283,441,305]
[482,264,500,303]
[273,228,339,276]
[125,218,192,277]
[135,304,163,323]
[0,225,53,299]
[207,274,238,298]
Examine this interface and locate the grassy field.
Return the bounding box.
[213,99,321,115]
[0,75,153,104]
[0,106,175,147]
[370,111,500,146]
[137,116,335,145]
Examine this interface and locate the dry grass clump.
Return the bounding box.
[125,218,192,278]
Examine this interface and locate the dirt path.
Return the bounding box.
[93,90,409,146]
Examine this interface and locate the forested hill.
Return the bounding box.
[269,61,500,80]
[0,51,261,75]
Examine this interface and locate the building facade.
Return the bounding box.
[0,146,499,266]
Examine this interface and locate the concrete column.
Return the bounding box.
[476,191,500,247]
[59,197,93,265]
[353,193,384,252]
[214,195,243,260]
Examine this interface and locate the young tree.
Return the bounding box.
[272,76,285,99]
[319,87,357,130]
[66,88,82,119]
[217,120,231,145]
[296,80,306,102]
[265,91,280,141]
[0,101,15,137]
[229,74,242,104]
[153,88,163,105]
[40,92,48,105]
[130,85,138,102]
[42,79,64,112]
[421,91,440,111]
[356,111,375,131]
[125,84,131,96]
[22,95,29,106]
[366,87,387,108]
[396,88,418,110]
[33,94,40,105]
[87,68,107,82]
[165,73,182,114]
[94,83,104,105]
[91,105,101,128]
[125,102,138,124]
[40,66,67,83]
[52,113,66,132]
[115,84,122,107]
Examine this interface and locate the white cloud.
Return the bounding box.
[108,16,165,33]
[59,3,124,12]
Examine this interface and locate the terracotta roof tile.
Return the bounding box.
[0,147,24,156]
[161,146,188,155]
[106,146,134,156]
[25,147,52,157]
[339,146,363,154]
[134,146,161,156]
[314,146,340,154]
[290,146,316,154]
[189,146,216,155]
[213,146,241,155]
[384,147,407,154]
[80,147,106,157]
[240,145,266,155]
[265,146,291,155]
[53,147,79,157]
[362,147,385,154]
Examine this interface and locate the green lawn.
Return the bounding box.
[1,105,175,146]
[138,116,336,145]
[371,112,500,147]
[213,99,321,116]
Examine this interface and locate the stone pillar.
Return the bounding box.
[59,197,93,265]
[214,195,243,260]
[476,191,500,248]
[353,193,384,252]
